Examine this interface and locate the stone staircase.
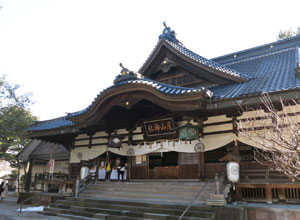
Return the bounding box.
[42,197,217,220]
[41,181,219,220]
[79,181,216,204]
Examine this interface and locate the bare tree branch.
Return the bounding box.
[238,93,300,181]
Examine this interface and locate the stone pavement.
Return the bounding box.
[0,192,67,220]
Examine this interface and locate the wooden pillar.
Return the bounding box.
[198,152,205,180]
[198,117,206,180]
[127,156,132,181]
[106,150,110,161]
[266,184,272,203]
[24,159,33,192]
[95,159,99,179]
[236,185,242,201]
[146,155,149,179]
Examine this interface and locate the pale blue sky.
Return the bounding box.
[0,0,300,120]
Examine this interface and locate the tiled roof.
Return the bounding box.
[67,78,212,118]
[210,38,300,99]
[28,79,212,131]
[27,34,300,131]
[155,22,248,81]
[26,116,74,131]
[164,39,250,81]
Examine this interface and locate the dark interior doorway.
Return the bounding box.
[149,151,178,168]
[149,152,179,179]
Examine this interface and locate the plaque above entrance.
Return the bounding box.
[143,118,177,141]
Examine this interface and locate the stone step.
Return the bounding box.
[86,186,215,194]
[80,181,216,205]
[89,181,215,188]
[83,187,208,195]
[80,187,214,196]
[78,193,210,204]
[41,211,100,220]
[44,206,213,220]
[87,185,214,192]
[63,197,212,212]
[41,180,219,220]
[42,210,154,220]
[51,200,215,219]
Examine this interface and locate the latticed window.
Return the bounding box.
[180,153,198,165]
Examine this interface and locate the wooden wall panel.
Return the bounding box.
[131,166,148,179]
[178,164,198,179]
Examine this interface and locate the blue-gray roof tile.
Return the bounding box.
[27,34,300,131]
[211,45,300,99]
[165,40,249,80]
[26,117,74,131]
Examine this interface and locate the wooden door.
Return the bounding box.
[130,155,148,179]
[178,152,199,179]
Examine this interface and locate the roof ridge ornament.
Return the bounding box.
[159,21,179,44]
[113,63,145,84]
[120,63,129,76]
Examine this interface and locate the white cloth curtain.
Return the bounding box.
[201,133,236,151]
[70,133,238,163]
[237,135,266,150]
[70,146,107,163]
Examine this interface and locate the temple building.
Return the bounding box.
[22,23,300,203]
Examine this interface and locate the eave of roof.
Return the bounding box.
[67,78,212,120]
[26,116,75,131]
[27,78,212,131]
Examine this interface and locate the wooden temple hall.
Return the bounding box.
[23,23,300,203]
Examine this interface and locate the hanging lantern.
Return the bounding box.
[178,122,199,141]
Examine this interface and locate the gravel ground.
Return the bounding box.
[0,192,68,220]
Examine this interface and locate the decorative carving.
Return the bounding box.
[113,63,144,84]
[194,141,205,152]
[127,148,135,156]
[108,132,123,148]
[159,21,178,44]
[160,58,177,73]
[120,63,129,76]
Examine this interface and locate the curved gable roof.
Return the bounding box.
[139,38,249,83]
[67,77,212,122]
[27,78,212,131]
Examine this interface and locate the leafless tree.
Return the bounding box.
[238,93,300,181]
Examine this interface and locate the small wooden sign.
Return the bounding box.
[49,159,55,174]
[143,118,177,140]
